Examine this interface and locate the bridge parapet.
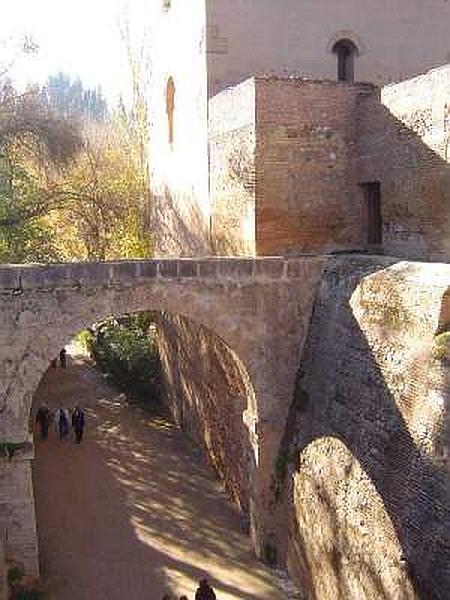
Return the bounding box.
[0,256,325,292]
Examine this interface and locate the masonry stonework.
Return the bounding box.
[281,258,450,599]
[150,1,450,259]
[0,257,324,573]
[156,313,253,514]
[357,65,450,261]
[254,78,372,256]
[208,68,450,260]
[209,79,256,255]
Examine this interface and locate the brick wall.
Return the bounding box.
[255,78,376,255]
[209,71,450,260]
[281,257,450,599]
[209,79,256,255]
[357,65,450,261]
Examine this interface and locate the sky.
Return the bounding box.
[0,0,149,104]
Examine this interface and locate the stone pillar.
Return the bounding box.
[0,451,39,578]
[0,534,7,600]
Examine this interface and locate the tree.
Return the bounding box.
[48,118,152,260]
[0,84,82,262]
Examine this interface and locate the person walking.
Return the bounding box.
[195,579,217,600]
[59,348,67,369]
[72,406,85,444]
[35,404,50,439]
[55,407,69,440]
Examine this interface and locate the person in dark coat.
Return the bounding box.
[35,404,50,439]
[72,406,85,444]
[59,348,67,369]
[55,407,69,440]
[195,579,216,600]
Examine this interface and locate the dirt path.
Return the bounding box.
[32,354,297,599]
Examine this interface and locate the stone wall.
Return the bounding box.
[0,533,7,600]
[206,0,450,95]
[156,313,253,514]
[280,257,450,599]
[148,0,210,256]
[209,71,450,260]
[0,257,325,573]
[0,454,38,577]
[357,65,450,261]
[209,79,256,256]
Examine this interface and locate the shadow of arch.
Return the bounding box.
[288,435,414,600]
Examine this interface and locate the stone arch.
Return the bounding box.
[0,257,322,574]
[5,281,260,449]
[326,30,365,56]
[2,285,261,576]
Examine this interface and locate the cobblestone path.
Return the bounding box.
[32,354,296,599]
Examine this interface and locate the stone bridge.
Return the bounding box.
[0,256,325,575]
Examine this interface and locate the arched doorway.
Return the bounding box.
[332,39,358,83]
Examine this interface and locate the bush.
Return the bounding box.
[7,566,24,585]
[90,313,161,401]
[14,590,44,600]
[433,331,450,361]
[75,329,94,352]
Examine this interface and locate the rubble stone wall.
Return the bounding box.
[156,313,253,514]
[357,65,450,261]
[209,79,256,256]
[282,257,450,599]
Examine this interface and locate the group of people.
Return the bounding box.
[163,578,217,600]
[35,404,85,443]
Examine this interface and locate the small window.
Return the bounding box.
[166,77,175,146]
[332,39,358,83]
[360,182,383,246]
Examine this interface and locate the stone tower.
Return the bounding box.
[148,0,450,257]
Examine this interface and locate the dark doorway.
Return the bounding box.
[332,39,358,83]
[360,182,383,246]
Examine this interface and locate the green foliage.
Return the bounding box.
[90,314,160,400]
[0,68,152,264]
[14,591,44,600]
[75,329,94,352]
[0,441,25,459]
[433,331,450,361]
[7,566,24,584]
